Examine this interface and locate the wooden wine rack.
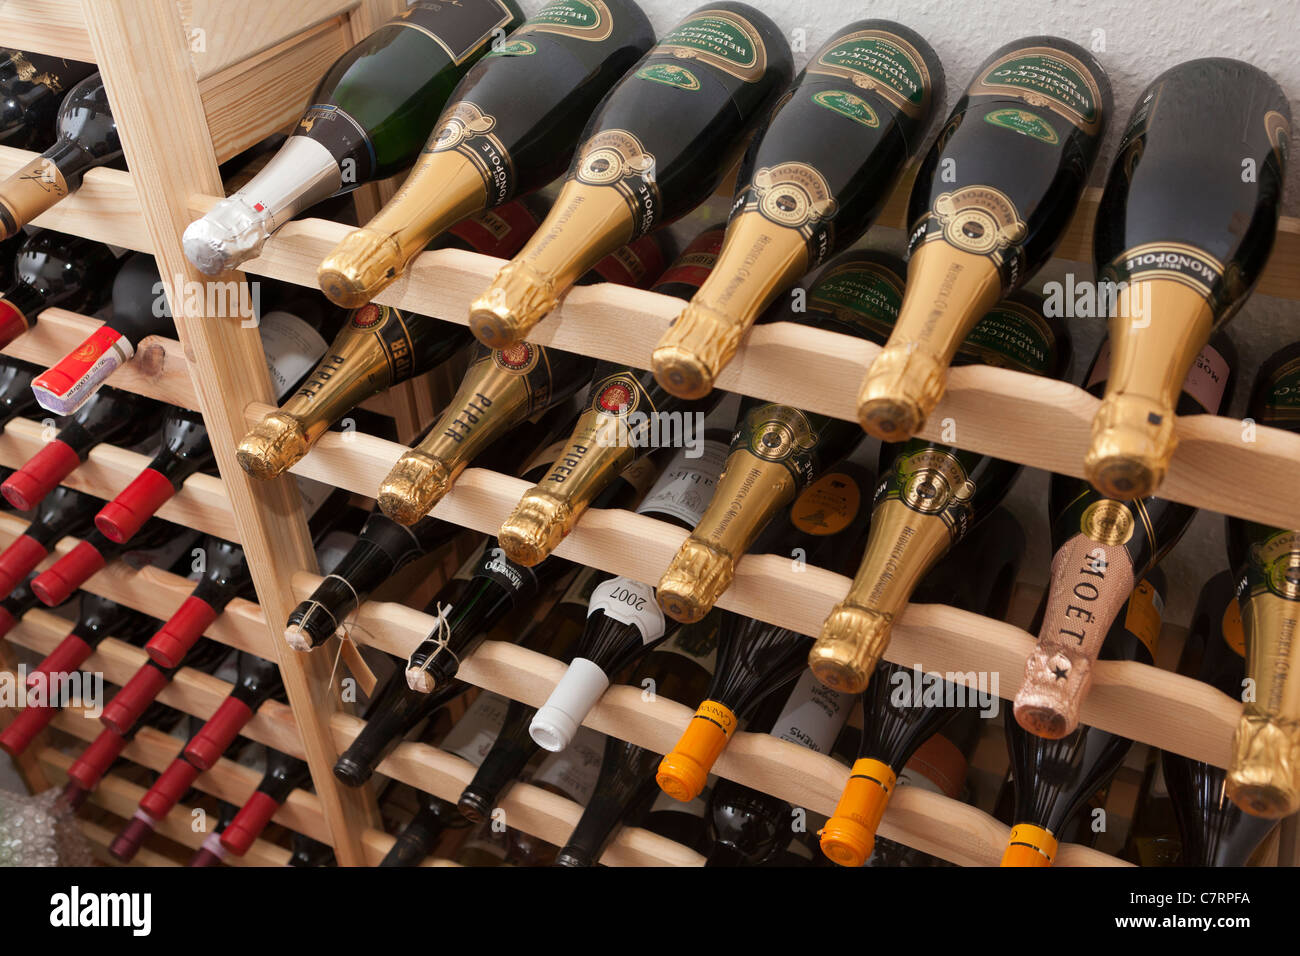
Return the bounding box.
[0,0,1297,868]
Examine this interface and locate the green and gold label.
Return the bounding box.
[971,47,1103,135]
[877,443,976,538]
[1262,356,1300,428]
[808,29,932,118]
[732,403,823,485]
[1250,531,1300,602]
[984,107,1059,144]
[959,299,1055,374]
[490,39,537,56]
[428,101,515,206]
[913,185,1028,285]
[807,259,903,340]
[744,162,839,242]
[575,129,662,236]
[396,0,518,65]
[636,63,701,91]
[514,0,613,41]
[655,10,767,83]
[812,89,880,128]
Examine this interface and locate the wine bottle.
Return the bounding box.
[508,725,606,865]
[1,386,161,511]
[377,340,595,525]
[181,0,526,276]
[0,230,118,350]
[552,617,719,866]
[288,833,337,867]
[0,357,41,431]
[316,0,655,307]
[381,786,470,867]
[1013,334,1232,739]
[458,565,605,819]
[1122,750,1181,866]
[656,459,874,801]
[143,538,251,668]
[63,701,186,795]
[1086,59,1289,500]
[100,637,231,736]
[183,652,285,771]
[706,669,853,866]
[651,20,945,400]
[188,800,241,868]
[0,594,158,755]
[30,518,200,607]
[0,50,97,149]
[529,423,733,752]
[0,484,101,596]
[1164,570,1279,865]
[808,291,1069,695]
[237,199,553,480]
[1001,573,1165,866]
[856,37,1110,443]
[1224,344,1300,818]
[0,73,122,239]
[219,751,312,857]
[498,226,730,566]
[0,572,60,639]
[467,2,793,349]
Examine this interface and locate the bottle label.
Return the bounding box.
[447,201,543,259]
[876,443,976,539]
[812,89,881,128]
[587,577,665,644]
[636,63,702,92]
[1099,242,1238,331]
[898,732,967,799]
[1222,598,1247,657]
[912,185,1028,286]
[654,10,768,83]
[1249,530,1300,602]
[574,129,662,238]
[807,29,933,118]
[742,162,839,249]
[732,403,822,486]
[1124,578,1164,660]
[637,439,729,525]
[472,544,539,600]
[429,102,516,206]
[970,46,1104,134]
[393,0,517,66]
[292,103,376,181]
[512,0,614,42]
[790,470,862,536]
[656,229,726,291]
[1263,356,1300,427]
[769,669,851,754]
[959,299,1056,374]
[808,257,904,338]
[528,724,604,803]
[441,690,510,766]
[1084,338,1230,415]
[346,303,421,384]
[984,107,1060,145]
[1265,109,1291,164]
[259,310,329,401]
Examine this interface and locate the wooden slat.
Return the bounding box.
[2,309,199,410]
[0,417,234,539]
[84,0,381,866]
[224,213,1300,531]
[0,0,95,62]
[274,411,1241,771]
[0,511,271,658]
[179,0,356,80]
[0,147,148,251]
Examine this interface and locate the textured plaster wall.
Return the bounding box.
[515,0,1300,626]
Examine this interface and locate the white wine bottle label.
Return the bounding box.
[528,724,604,804]
[1086,339,1231,414]
[769,670,853,754]
[441,691,511,767]
[259,310,330,401]
[636,439,729,525]
[587,576,665,644]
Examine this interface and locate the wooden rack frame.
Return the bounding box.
[0,0,1295,868]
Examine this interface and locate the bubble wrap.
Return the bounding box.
[0,788,95,867]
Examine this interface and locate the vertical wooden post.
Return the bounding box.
[81,0,379,865]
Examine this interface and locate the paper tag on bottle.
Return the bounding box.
[769,670,853,754]
[441,691,510,767]
[587,576,665,644]
[528,725,604,805]
[636,439,729,525]
[259,310,329,401]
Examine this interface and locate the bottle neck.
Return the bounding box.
[257,755,311,802]
[459,698,538,815]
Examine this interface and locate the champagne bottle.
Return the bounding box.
[1224,344,1300,818]
[0,50,97,149]
[467,2,793,349]
[0,230,118,350]
[552,616,719,866]
[0,73,122,239]
[30,518,201,607]
[498,227,730,566]
[706,669,853,866]
[656,459,874,801]
[1,386,161,511]
[1164,570,1279,865]
[1122,750,1181,866]
[99,637,231,736]
[237,200,550,480]
[529,424,733,752]
[856,37,1110,443]
[316,0,655,307]
[809,290,1069,695]
[1086,59,1289,500]
[1001,573,1165,866]
[1013,334,1233,738]
[219,750,312,858]
[508,725,606,865]
[651,20,945,399]
[181,0,525,276]
[819,508,1023,865]
[0,357,40,431]
[0,484,101,596]
[381,788,470,867]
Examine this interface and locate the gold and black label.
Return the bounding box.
[511,0,614,42]
[1250,531,1300,602]
[654,9,768,83]
[970,46,1104,135]
[911,185,1028,285]
[574,129,662,237]
[293,103,377,180]
[1261,356,1300,429]
[790,470,863,536]
[807,29,933,119]
[1058,488,1156,571]
[589,370,651,417]
[429,101,515,206]
[878,445,975,537]
[1080,499,1136,547]
[394,0,518,65]
[743,162,839,247]
[732,403,821,485]
[1100,241,1239,318]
